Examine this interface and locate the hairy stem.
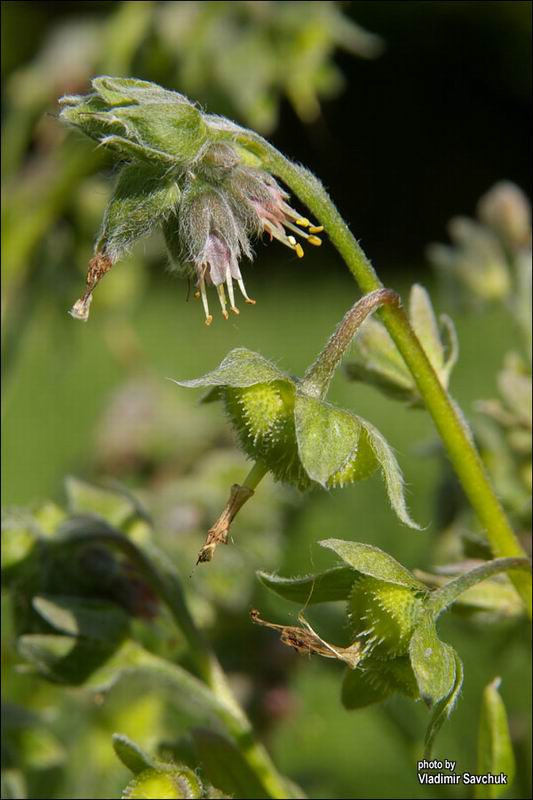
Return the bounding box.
[230,130,532,615]
[60,518,289,799]
[428,557,531,618]
[302,288,400,398]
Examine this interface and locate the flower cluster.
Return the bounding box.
[60,77,323,324]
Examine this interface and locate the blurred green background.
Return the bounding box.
[2,2,531,799]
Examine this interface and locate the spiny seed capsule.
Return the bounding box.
[348,576,423,658]
[224,382,309,490]
[223,382,379,490]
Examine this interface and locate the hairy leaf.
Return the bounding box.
[113,734,159,775]
[409,612,455,705]
[175,348,290,390]
[359,418,421,528]
[97,163,180,261]
[32,595,129,641]
[320,540,426,591]
[258,566,358,605]
[424,649,463,757]
[294,395,361,487]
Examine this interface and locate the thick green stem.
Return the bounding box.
[231,131,532,615]
[60,519,289,799]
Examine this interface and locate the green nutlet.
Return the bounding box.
[348,575,424,658]
[223,381,379,491]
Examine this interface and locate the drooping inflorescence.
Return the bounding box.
[59,77,324,324]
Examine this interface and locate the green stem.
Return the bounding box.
[302,288,399,398]
[429,557,531,619]
[242,460,269,491]
[60,518,289,799]
[231,131,532,616]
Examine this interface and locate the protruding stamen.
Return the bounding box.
[217,284,229,319]
[285,220,321,246]
[237,278,256,305]
[225,268,239,314]
[199,279,213,325]
[309,225,324,234]
[294,243,304,258]
[296,217,311,227]
[287,235,297,246]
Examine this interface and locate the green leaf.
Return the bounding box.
[65,477,144,528]
[112,733,158,775]
[439,313,459,382]
[192,729,270,799]
[174,348,290,390]
[96,163,180,261]
[428,557,531,619]
[294,394,361,487]
[410,284,444,373]
[345,318,414,398]
[17,632,125,686]
[83,641,237,728]
[341,666,394,709]
[98,135,178,166]
[409,612,455,705]
[475,678,516,798]
[115,104,208,162]
[424,649,463,757]
[359,418,422,528]
[257,566,358,605]
[92,77,191,108]
[319,540,426,591]
[32,595,129,642]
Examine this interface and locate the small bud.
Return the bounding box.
[478,181,531,250]
[346,284,458,407]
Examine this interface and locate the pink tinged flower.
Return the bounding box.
[252,181,324,258]
[194,233,256,326]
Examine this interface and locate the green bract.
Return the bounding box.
[176,348,419,528]
[258,539,529,755]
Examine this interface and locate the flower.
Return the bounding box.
[174,160,323,325]
[59,77,324,325]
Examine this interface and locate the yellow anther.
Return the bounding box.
[308,235,322,246]
[295,217,311,227]
[294,243,304,258]
[309,225,324,233]
[205,315,213,326]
